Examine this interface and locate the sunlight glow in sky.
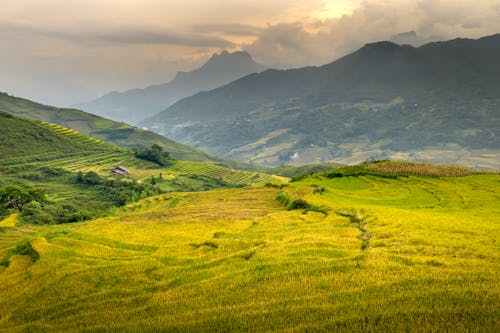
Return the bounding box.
[315,0,361,20]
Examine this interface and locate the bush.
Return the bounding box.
[290,174,308,182]
[0,185,46,211]
[20,201,54,224]
[76,171,101,185]
[133,144,172,166]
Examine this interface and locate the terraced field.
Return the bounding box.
[0,172,498,331]
[0,91,261,170]
[169,161,286,187]
[0,114,131,175]
[0,113,281,188]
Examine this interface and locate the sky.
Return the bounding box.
[1,0,499,106]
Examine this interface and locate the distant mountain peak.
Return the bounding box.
[206,50,254,65]
[78,50,266,125]
[355,40,415,57]
[362,41,402,50]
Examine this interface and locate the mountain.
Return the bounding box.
[0,92,259,170]
[142,34,500,169]
[78,51,266,125]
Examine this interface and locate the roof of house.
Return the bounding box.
[110,166,129,175]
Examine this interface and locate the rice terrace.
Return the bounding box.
[0,151,499,331]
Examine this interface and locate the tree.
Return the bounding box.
[0,185,45,211]
[133,144,172,166]
[76,171,101,185]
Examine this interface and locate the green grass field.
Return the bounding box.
[1,168,498,331]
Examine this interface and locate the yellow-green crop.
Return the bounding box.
[0,174,498,332]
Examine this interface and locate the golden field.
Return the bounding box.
[0,173,499,332]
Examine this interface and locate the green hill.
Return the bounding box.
[0,111,285,224]
[0,91,258,171]
[0,162,498,331]
[142,34,500,168]
[0,110,114,158]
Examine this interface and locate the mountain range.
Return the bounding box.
[78,51,266,125]
[141,34,500,168]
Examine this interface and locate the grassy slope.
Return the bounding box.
[0,167,498,331]
[271,162,343,177]
[0,112,284,214]
[0,92,260,171]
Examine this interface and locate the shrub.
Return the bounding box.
[290,174,308,182]
[20,201,54,225]
[133,144,172,166]
[0,240,39,267]
[76,171,101,185]
[0,185,46,211]
[19,201,94,225]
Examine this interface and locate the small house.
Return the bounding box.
[110,166,129,176]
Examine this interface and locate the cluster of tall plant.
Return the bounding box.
[133,144,173,166]
[0,185,89,225]
[76,171,162,206]
[363,160,489,177]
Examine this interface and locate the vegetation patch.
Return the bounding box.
[168,195,182,208]
[276,190,328,215]
[325,166,401,179]
[133,144,174,166]
[336,209,371,250]
[241,250,256,261]
[190,241,219,249]
[363,160,492,177]
[0,240,39,267]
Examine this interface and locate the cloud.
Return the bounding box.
[95,30,234,48]
[244,0,500,68]
[192,23,263,37]
[244,23,334,68]
[1,0,499,106]
[0,21,234,48]
[391,31,417,42]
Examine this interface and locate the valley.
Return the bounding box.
[142,35,500,168]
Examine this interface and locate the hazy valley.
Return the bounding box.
[141,35,500,168]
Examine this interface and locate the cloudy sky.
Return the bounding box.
[1,0,499,106]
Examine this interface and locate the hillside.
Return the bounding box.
[78,51,266,125]
[0,91,258,170]
[142,34,500,168]
[0,111,280,185]
[0,111,115,158]
[0,163,498,331]
[0,111,285,223]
